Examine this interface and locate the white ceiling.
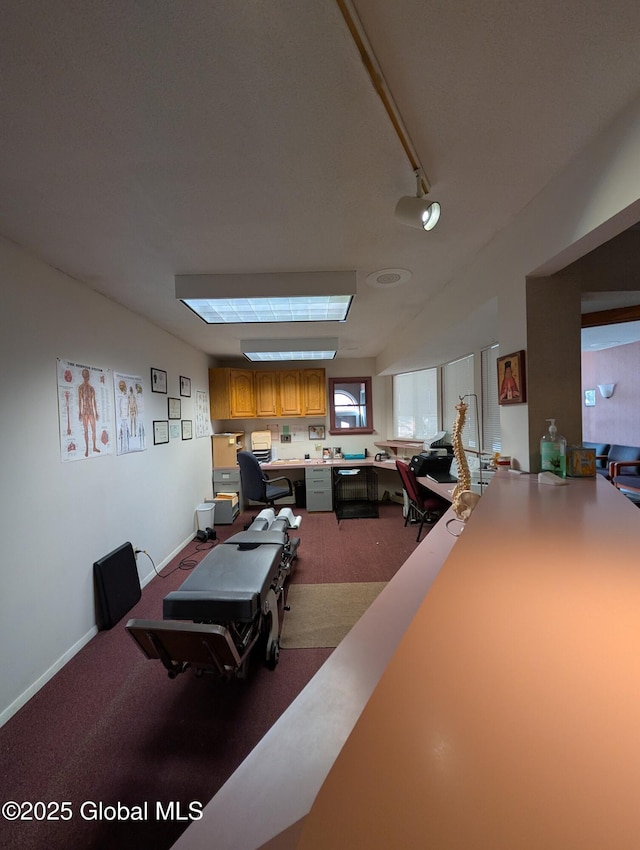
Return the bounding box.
[3,1,640,366]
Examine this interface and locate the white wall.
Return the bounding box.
[0,237,213,725]
[376,91,640,470]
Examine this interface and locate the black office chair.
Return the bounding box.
[237,451,294,509]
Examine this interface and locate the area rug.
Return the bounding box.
[281,582,387,648]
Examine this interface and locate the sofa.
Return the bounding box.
[584,442,640,493]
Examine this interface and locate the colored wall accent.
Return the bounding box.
[582,340,640,445]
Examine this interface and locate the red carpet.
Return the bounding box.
[0,503,423,849]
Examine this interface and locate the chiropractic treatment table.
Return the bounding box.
[126,508,301,679]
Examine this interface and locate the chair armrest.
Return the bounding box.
[609,459,640,478]
[263,474,293,494]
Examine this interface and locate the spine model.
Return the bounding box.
[452,398,471,519]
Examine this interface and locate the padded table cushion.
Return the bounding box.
[163,542,283,623]
[223,530,288,549]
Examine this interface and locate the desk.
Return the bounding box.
[417,473,456,503]
[261,458,392,471]
[261,458,398,512]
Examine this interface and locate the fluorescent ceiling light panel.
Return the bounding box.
[175,271,355,324]
[182,296,351,324]
[241,338,338,361]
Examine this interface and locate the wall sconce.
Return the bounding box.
[597,383,616,398]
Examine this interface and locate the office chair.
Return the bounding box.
[237,451,294,509]
[396,460,447,542]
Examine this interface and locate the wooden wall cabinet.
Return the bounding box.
[302,368,327,416]
[278,370,303,417]
[255,371,279,418]
[209,368,256,419]
[210,367,326,420]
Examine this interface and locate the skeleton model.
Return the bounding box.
[451,397,480,522]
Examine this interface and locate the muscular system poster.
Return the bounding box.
[57,359,114,462]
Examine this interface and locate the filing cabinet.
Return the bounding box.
[305,466,333,512]
[212,467,242,523]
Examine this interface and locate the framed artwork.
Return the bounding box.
[151,368,167,394]
[180,375,191,397]
[308,425,325,440]
[497,350,526,405]
[168,397,181,419]
[584,389,596,407]
[153,420,169,445]
[169,422,181,440]
[182,419,193,440]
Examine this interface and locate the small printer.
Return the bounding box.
[409,448,454,478]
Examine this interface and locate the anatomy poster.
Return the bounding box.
[57,359,114,462]
[195,390,210,438]
[114,372,146,454]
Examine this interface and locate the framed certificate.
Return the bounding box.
[153,420,169,445]
[168,397,181,419]
[182,419,193,440]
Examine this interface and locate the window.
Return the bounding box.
[329,377,373,434]
[393,368,439,439]
[442,354,477,449]
[481,344,501,453]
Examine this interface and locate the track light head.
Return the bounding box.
[394,195,441,231]
[395,169,441,231]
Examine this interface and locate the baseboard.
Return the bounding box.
[1,532,195,729]
[138,533,197,588]
[0,625,98,729]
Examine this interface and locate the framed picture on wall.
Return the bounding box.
[308,425,325,440]
[182,419,193,440]
[168,397,181,419]
[180,375,191,397]
[151,368,167,393]
[584,389,596,407]
[497,350,526,405]
[153,420,169,445]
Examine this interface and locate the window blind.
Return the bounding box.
[481,344,501,453]
[393,368,438,440]
[442,354,477,449]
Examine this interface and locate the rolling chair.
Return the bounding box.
[396,460,447,542]
[237,450,294,510]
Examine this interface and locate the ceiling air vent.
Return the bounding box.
[366,268,412,289]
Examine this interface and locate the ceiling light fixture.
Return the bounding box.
[394,170,441,231]
[336,1,440,228]
[241,338,339,362]
[175,271,355,324]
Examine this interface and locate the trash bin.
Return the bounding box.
[294,479,306,509]
[196,502,215,531]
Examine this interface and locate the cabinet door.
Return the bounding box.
[255,371,279,418]
[302,368,326,416]
[209,368,232,419]
[278,370,302,417]
[229,369,256,418]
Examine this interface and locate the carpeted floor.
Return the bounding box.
[0,502,423,850]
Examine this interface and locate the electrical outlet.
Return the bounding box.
[281,434,291,443]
